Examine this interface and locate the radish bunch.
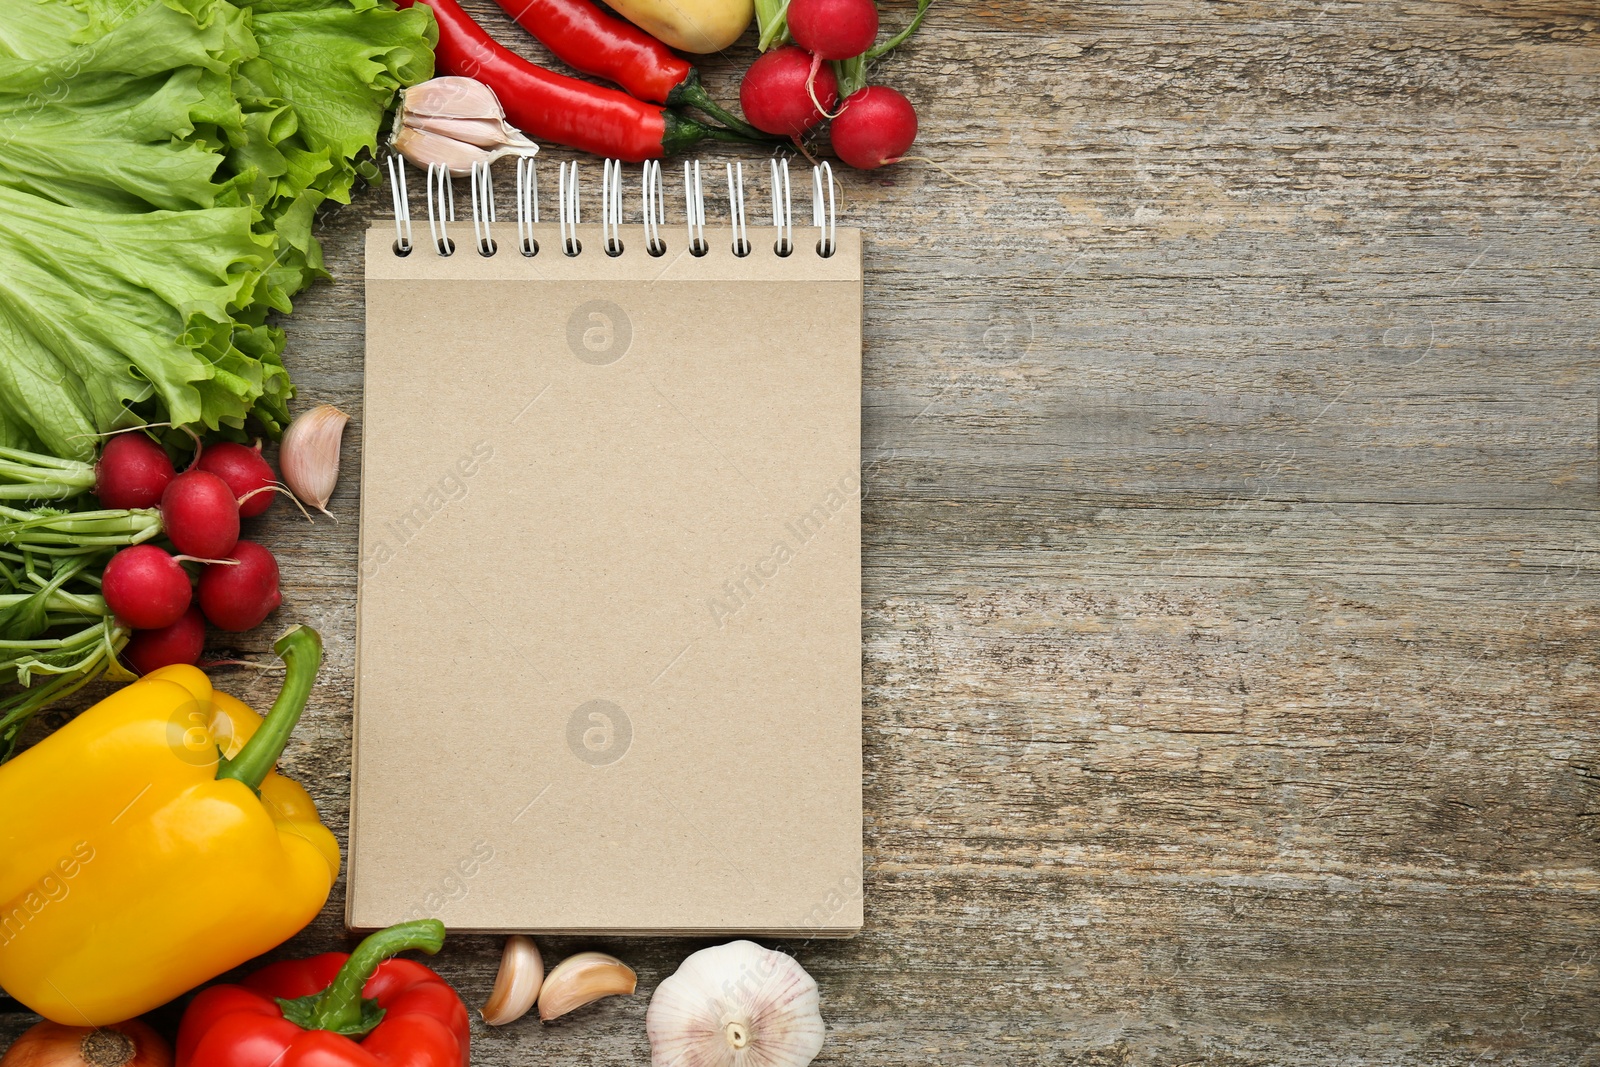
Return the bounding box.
[744,0,927,169]
[95,435,287,675]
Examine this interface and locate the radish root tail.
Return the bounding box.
[179,426,204,472]
[67,422,175,441]
[891,155,981,188]
[791,133,820,165]
[198,657,287,672]
[805,52,843,120]
[238,483,313,523]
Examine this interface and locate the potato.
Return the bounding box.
[603,0,753,53]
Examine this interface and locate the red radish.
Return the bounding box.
[830,86,919,169]
[197,441,278,517]
[788,0,879,59]
[160,470,240,559]
[740,46,839,137]
[121,605,206,674]
[96,432,176,509]
[102,544,192,629]
[198,540,281,632]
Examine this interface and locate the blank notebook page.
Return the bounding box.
[350,222,863,936]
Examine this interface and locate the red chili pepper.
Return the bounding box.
[490,0,687,102]
[396,0,754,161]
[486,0,761,137]
[175,920,470,1067]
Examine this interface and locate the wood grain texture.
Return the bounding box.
[4,0,1598,1063]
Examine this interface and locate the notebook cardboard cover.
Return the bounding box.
[349,223,863,935]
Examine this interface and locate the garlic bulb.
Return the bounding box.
[279,403,348,518]
[392,77,539,176]
[537,951,637,1022]
[646,941,825,1067]
[482,935,544,1026]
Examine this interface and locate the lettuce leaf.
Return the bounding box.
[0,0,95,59]
[0,0,248,213]
[249,0,435,194]
[0,185,274,458]
[0,0,433,451]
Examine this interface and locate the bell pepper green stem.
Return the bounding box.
[216,626,321,791]
[291,920,447,1036]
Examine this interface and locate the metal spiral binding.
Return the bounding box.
[812,161,836,258]
[770,158,792,257]
[387,155,412,256]
[684,160,707,256]
[516,156,539,256]
[726,161,750,257]
[642,160,666,257]
[601,158,625,257]
[395,157,835,261]
[425,162,456,256]
[558,160,581,256]
[470,160,497,257]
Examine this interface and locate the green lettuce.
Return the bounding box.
[249,0,435,189]
[0,0,248,214]
[0,185,273,458]
[0,0,434,454]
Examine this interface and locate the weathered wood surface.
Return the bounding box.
[6,0,1600,1062]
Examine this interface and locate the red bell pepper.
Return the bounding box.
[175,920,470,1067]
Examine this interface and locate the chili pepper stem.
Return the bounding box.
[277,920,447,1039]
[661,113,785,155]
[668,72,768,141]
[216,626,322,791]
[700,124,785,145]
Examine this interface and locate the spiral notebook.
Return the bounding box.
[347,160,863,936]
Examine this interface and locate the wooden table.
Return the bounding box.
[5,1,1598,1063]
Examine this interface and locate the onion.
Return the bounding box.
[0,1020,171,1067]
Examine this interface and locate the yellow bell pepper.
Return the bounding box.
[0,627,338,1026]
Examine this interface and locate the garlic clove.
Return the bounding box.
[536,951,637,1023]
[391,126,502,177]
[279,403,348,519]
[392,76,539,177]
[646,941,825,1067]
[399,75,511,120]
[482,935,544,1026]
[403,114,536,150]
